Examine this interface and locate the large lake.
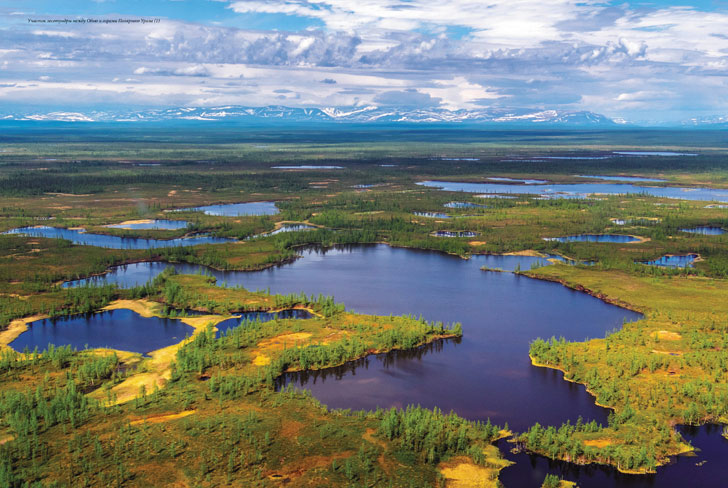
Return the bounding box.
[61,245,724,486]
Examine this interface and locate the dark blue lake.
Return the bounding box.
[418,180,728,202]
[9,309,194,355]
[3,226,234,249]
[66,245,637,431]
[105,219,190,230]
[544,234,642,243]
[175,201,279,216]
[58,244,720,486]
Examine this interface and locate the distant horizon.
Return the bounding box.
[0,103,726,129]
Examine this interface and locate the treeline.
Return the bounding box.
[380,406,504,465]
[530,334,728,423]
[0,284,117,330]
[150,242,297,271]
[174,314,462,399]
[2,346,120,389]
[0,164,312,197]
[519,417,662,472]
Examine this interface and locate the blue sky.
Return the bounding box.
[1,0,727,124]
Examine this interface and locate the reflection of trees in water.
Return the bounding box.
[277,337,461,390]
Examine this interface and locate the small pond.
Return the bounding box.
[268,224,317,235]
[544,234,642,243]
[9,309,194,355]
[611,218,660,226]
[174,201,279,217]
[413,211,450,219]
[643,254,699,268]
[215,309,313,336]
[444,202,489,209]
[432,231,479,238]
[680,227,725,235]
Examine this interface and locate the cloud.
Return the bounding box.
[320,78,337,84]
[374,89,441,107]
[134,65,210,76]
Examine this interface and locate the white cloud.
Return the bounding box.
[1,1,728,122]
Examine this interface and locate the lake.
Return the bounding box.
[418,181,728,203]
[576,175,667,183]
[10,309,194,355]
[413,211,451,219]
[680,227,725,236]
[58,244,722,486]
[104,219,190,230]
[216,309,313,335]
[432,231,479,238]
[644,254,699,268]
[444,201,489,209]
[544,234,642,243]
[173,201,279,216]
[66,245,636,432]
[498,424,728,488]
[3,226,235,249]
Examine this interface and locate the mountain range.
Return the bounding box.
[4,106,728,128]
[1,106,623,126]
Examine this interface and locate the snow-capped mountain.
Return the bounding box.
[0,106,622,126]
[683,115,728,127]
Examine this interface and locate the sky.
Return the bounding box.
[1,0,727,124]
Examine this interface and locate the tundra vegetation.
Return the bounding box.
[0,130,727,485]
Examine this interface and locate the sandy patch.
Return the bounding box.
[440,461,497,488]
[253,354,271,366]
[0,315,47,349]
[103,219,154,228]
[103,299,161,318]
[92,300,227,405]
[584,438,613,448]
[469,241,487,246]
[130,410,195,426]
[653,330,682,341]
[504,250,547,257]
[167,190,177,196]
[257,332,312,350]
